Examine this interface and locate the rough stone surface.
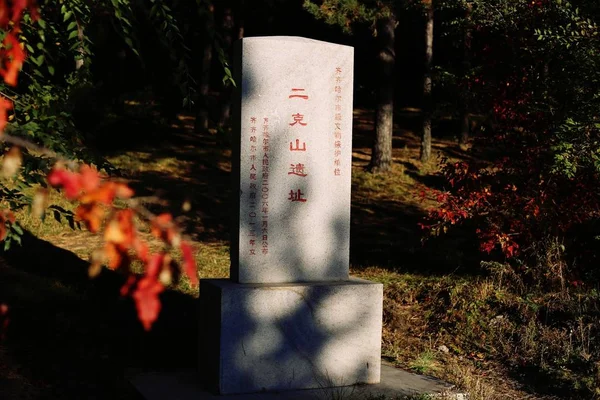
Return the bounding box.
[199,278,383,395]
[230,36,354,284]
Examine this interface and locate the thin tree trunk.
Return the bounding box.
[218,5,235,129]
[459,2,472,147]
[369,15,396,173]
[421,2,434,163]
[195,3,215,133]
[75,20,85,70]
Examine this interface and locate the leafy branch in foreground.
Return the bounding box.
[0,0,198,332]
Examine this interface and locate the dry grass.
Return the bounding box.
[1,106,584,400]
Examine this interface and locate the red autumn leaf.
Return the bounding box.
[146,253,164,279]
[0,96,12,132]
[120,275,137,297]
[0,0,9,27]
[11,0,27,24]
[151,213,175,243]
[48,167,81,199]
[115,183,134,199]
[104,210,135,259]
[132,277,164,331]
[80,183,116,205]
[75,203,105,233]
[1,34,25,87]
[180,241,198,285]
[134,238,150,263]
[78,165,101,193]
[80,182,134,205]
[0,303,9,340]
[104,242,125,270]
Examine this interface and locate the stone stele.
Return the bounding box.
[230,36,354,284]
[199,36,383,395]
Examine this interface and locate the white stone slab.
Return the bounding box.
[199,278,383,395]
[230,36,354,283]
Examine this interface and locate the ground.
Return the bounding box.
[0,102,563,400]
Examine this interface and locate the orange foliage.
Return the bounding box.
[0,0,198,332]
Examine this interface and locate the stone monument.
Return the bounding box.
[199,36,383,395]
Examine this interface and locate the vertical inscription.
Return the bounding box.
[261,117,270,255]
[248,116,258,255]
[333,67,343,176]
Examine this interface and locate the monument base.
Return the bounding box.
[199,278,383,395]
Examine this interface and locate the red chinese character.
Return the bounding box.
[249,239,255,246]
[289,113,307,126]
[288,189,307,202]
[335,113,342,121]
[335,132,342,139]
[288,163,308,177]
[250,136,257,142]
[334,159,341,166]
[336,76,342,83]
[335,104,342,111]
[334,150,341,157]
[250,249,256,255]
[334,168,341,176]
[335,141,342,148]
[251,117,257,124]
[250,164,257,171]
[334,86,342,93]
[263,117,269,123]
[290,139,306,151]
[336,67,342,74]
[251,126,257,133]
[289,88,309,100]
[262,248,268,254]
[250,173,257,180]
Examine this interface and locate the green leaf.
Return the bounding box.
[12,224,23,235]
[63,11,73,22]
[47,65,55,76]
[67,21,77,31]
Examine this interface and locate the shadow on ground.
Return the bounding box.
[0,232,198,400]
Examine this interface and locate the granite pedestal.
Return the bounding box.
[199,278,383,395]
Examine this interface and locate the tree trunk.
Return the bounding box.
[218,5,235,129]
[420,2,434,163]
[459,2,472,147]
[195,3,215,133]
[369,15,396,173]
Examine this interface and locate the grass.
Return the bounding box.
[1,104,592,400]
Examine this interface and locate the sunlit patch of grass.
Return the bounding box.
[410,350,438,374]
[12,187,78,238]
